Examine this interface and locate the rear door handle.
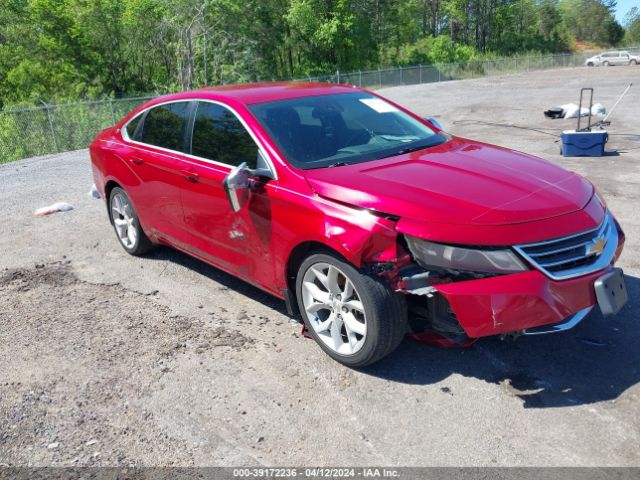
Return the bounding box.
[129,157,144,166]
[181,169,199,183]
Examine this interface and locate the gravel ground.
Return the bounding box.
[0,67,638,467]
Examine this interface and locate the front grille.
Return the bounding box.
[514,212,617,280]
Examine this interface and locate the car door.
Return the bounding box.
[178,100,277,281]
[121,101,194,242]
[613,52,623,65]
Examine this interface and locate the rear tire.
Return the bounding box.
[603,61,610,66]
[630,60,637,66]
[295,252,407,368]
[108,187,154,256]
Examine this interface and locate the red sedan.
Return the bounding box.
[90,83,628,367]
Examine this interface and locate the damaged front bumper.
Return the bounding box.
[520,306,593,335]
[396,208,626,340]
[433,266,615,338]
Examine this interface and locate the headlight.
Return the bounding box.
[405,236,528,275]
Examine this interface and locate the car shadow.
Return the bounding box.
[144,246,639,409]
[364,273,640,409]
[145,246,290,315]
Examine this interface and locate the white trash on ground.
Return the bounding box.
[591,103,606,116]
[89,184,101,199]
[559,103,587,119]
[34,202,74,216]
[557,103,607,119]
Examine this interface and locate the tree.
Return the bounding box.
[559,0,625,46]
[622,7,640,45]
[0,0,633,107]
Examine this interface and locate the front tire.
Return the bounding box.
[630,60,637,66]
[603,61,610,67]
[109,187,154,256]
[295,252,407,367]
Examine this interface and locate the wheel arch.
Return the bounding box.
[283,240,353,318]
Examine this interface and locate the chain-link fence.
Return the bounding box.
[0,96,153,164]
[307,49,640,87]
[1,48,639,164]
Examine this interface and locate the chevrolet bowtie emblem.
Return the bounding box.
[587,237,606,256]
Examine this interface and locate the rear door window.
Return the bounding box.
[139,102,191,152]
[190,102,258,169]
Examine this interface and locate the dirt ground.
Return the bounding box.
[0,66,638,467]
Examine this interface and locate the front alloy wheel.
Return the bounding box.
[302,262,367,355]
[296,252,407,367]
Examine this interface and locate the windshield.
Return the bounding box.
[248,92,446,170]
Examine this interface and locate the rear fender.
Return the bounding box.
[95,145,148,229]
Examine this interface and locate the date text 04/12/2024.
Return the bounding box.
[232,468,400,478]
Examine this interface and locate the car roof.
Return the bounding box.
[195,82,360,105]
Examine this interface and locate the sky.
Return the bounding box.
[615,0,638,24]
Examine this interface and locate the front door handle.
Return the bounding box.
[130,157,144,166]
[181,169,199,183]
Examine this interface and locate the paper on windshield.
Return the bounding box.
[359,98,399,113]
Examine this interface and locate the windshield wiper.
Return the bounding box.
[396,144,429,155]
[377,143,432,160]
[327,161,352,168]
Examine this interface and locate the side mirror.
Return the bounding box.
[223,162,251,212]
[425,117,443,130]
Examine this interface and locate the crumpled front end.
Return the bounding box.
[435,269,603,337]
[393,205,625,341]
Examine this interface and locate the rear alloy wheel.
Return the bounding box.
[630,60,637,65]
[296,252,406,367]
[109,187,153,256]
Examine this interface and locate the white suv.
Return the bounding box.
[585,51,639,67]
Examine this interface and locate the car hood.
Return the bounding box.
[303,137,593,227]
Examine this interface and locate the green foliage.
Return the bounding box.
[623,7,640,45]
[380,36,477,67]
[0,0,634,108]
[559,0,625,46]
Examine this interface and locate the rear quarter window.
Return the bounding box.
[125,114,143,141]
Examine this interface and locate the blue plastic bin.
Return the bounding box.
[560,130,608,157]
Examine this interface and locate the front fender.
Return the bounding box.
[318,204,400,266]
[275,192,402,295]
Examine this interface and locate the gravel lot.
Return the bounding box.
[0,67,638,467]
